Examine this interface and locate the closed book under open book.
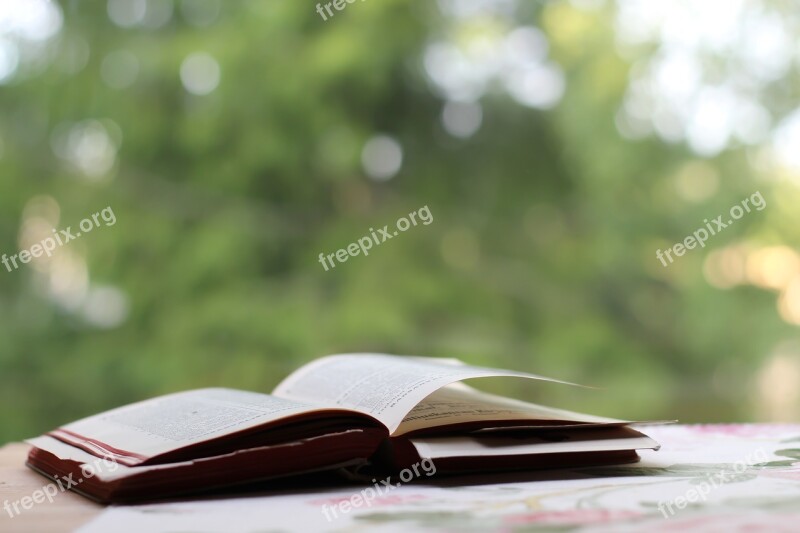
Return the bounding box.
[26,354,660,503]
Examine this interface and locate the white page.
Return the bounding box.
[51,388,324,462]
[395,383,623,436]
[410,434,659,459]
[273,354,574,434]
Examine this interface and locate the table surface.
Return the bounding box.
[0,443,100,533]
[3,424,800,532]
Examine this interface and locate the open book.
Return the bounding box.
[26,354,660,503]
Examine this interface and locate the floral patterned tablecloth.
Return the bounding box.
[79,424,800,532]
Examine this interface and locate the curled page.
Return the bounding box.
[395,382,623,436]
[273,353,577,434]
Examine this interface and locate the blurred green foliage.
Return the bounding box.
[1,0,799,443]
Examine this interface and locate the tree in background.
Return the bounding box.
[0,0,798,442]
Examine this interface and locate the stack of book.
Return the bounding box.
[26,354,659,502]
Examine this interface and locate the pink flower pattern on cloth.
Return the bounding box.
[75,424,800,533]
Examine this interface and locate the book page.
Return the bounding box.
[51,388,326,463]
[26,435,148,482]
[273,353,574,434]
[410,427,659,459]
[394,383,624,436]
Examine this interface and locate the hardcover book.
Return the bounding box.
[26,354,659,503]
